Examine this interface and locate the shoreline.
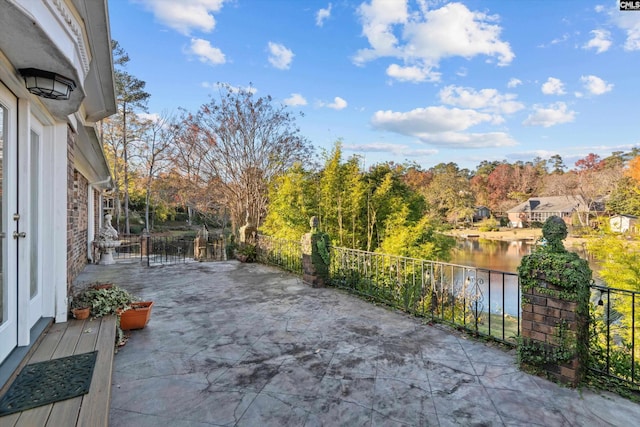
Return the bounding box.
[445,228,588,249]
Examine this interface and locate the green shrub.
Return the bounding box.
[71,285,137,318]
[477,217,500,232]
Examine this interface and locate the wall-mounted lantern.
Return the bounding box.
[19,68,76,100]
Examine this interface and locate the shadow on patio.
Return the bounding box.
[75,261,639,426]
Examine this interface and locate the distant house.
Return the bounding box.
[473,206,491,222]
[609,214,638,234]
[507,196,589,228]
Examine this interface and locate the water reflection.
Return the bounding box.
[450,238,536,273]
[450,237,596,275]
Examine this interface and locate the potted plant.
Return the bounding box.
[90,282,114,290]
[70,292,96,320]
[118,301,154,330]
[235,243,257,262]
[72,285,136,318]
[71,306,90,320]
[69,284,154,344]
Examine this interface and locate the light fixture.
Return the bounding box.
[19,68,76,100]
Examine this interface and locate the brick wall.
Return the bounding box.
[66,127,90,288]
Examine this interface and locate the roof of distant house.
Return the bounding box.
[507,195,589,214]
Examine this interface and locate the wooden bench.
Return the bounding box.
[0,316,116,427]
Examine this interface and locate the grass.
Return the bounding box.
[474,312,520,343]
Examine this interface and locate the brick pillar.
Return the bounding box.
[521,282,588,386]
[518,216,591,387]
[141,231,150,257]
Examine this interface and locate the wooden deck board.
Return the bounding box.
[77,318,117,427]
[0,316,117,427]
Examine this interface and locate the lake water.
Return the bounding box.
[448,238,596,317]
[449,237,595,274]
[450,238,535,273]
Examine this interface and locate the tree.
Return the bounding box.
[112,40,150,234]
[423,163,473,224]
[571,153,623,225]
[475,160,502,176]
[575,153,604,172]
[376,206,454,261]
[316,142,367,247]
[134,113,175,231]
[261,163,316,240]
[167,109,212,223]
[607,177,640,216]
[548,154,566,174]
[628,155,640,184]
[486,163,515,211]
[187,84,312,233]
[587,235,640,354]
[510,162,541,202]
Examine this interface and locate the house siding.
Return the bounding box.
[66,127,90,287]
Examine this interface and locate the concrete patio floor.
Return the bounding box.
[74,261,640,426]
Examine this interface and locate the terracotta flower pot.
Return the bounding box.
[91,283,114,290]
[118,301,154,330]
[72,307,90,320]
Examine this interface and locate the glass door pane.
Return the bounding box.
[0,103,4,324]
[30,130,38,298]
[0,84,18,364]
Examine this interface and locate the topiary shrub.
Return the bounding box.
[310,231,331,280]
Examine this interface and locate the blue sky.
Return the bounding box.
[108,0,640,170]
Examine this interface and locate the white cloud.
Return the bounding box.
[354,0,408,64]
[354,1,514,82]
[549,33,569,45]
[201,82,258,94]
[189,38,226,65]
[224,84,258,94]
[372,106,491,134]
[438,85,524,115]
[580,75,613,95]
[583,29,612,53]
[284,93,307,106]
[523,102,576,127]
[609,6,640,51]
[422,131,517,148]
[370,106,516,148]
[344,142,438,157]
[267,42,294,70]
[137,112,161,122]
[316,3,332,27]
[541,77,566,95]
[386,64,440,82]
[323,96,348,110]
[507,78,522,88]
[135,0,225,35]
[456,67,468,77]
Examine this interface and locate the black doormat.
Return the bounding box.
[0,351,97,416]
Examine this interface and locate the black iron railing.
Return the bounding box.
[329,247,521,345]
[113,234,142,261]
[256,234,303,274]
[589,283,640,390]
[145,235,192,266]
[111,234,192,266]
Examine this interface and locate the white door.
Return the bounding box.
[0,83,18,362]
